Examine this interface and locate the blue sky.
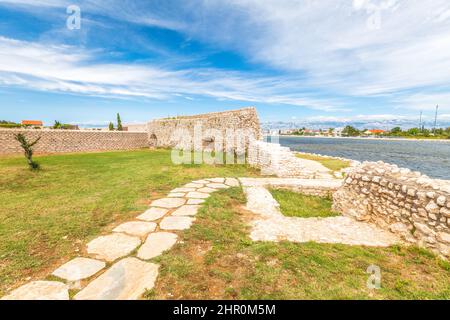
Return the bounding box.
[1,0,450,127]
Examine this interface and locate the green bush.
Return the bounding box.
[0,123,22,128]
[14,133,41,170]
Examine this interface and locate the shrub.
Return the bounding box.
[14,133,41,170]
[0,123,22,128]
[117,113,123,131]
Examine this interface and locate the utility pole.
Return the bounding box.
[433,105,439,133]
[419,111,422,132]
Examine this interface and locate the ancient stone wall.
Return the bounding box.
[240,177,342,197]
[0,129,149,155]
[147,107,261,151]
[333,161,450,258]
[247,140,331,178]
[125,123,148,132]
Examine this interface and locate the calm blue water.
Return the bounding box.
[277,136,450,180]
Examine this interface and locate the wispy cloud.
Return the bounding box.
[1,0,450,116]
[395,92,450,112]
[0,36,346,111]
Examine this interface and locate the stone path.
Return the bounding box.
[1,177,237,300]
[242,178,401,247]
[2,176,402,300]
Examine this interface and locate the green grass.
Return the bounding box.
[149,188,450,300]
[0,149,258,295]
[270,188,339,218]
[296,153,350,172]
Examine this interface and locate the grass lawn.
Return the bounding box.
[270,188,339,218]
[147,188,450,300]
[0,149,258,295]
[296,153,350,172]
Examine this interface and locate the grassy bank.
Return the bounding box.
[148,188,450,299]
[0,149,258,295]
[270,188,339,218]
[295,153,350,172]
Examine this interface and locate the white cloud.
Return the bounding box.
[99,0,449,99]
[0,36,346,111]
[395,92,450,112]
[3,0,450,113]
[209,0,450,96]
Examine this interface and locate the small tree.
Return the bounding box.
[117,113,123,131]
[390,127,402,135]
[53,121,62,129]
[342,125,360,137]
[14,133,41,170]
[109,122,114,131]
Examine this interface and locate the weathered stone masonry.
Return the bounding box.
[333,161,450,258]
[247,140,332,178]
[0,129,149,155]
[147,107,262,151]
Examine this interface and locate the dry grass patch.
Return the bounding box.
[296,153,350,172]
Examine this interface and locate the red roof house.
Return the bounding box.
[21,120,43,126]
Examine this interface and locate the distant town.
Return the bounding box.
[0,113,146,132]
[2,118,450,140]
[265,125,450,139]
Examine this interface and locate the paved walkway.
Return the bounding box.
[1,178,238,300]
[294,157,335,179]
[2,176,401,300]
[241,179,401,247]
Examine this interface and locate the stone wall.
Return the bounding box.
[240,177,342,197]
[333,161,450,258]
[125,123,148,132]
[247,140,331,178]
[0,129,149,155]
[147,107,261,151]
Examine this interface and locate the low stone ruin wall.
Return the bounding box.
[333,161,450,258]
[240,178,342,197]
[247,140,331,178]
[0,129,149,155]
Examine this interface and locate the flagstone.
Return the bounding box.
[87,233,141,262]
[171,187,197,193]
[137,232,178,260]
[150,197,186,208]
[172,205,201,217]
[192,179,210,184]
[160,216,195,230]
[137,207,168,221]
[186,191,210,199]
[113,221,156,237]
[74,258,159,300]
[1,281,69,300]
[167,192,186,198]
[52,258,105,282]
[184,183,204,188]
[197,187,217,193]
[207,183,229,189]
[225,178,240,187]
[187,199,205,205]
[208,178,225,183]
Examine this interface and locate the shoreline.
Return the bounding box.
[272,135,450,143]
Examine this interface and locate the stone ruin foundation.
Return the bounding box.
[333,161,450,258]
